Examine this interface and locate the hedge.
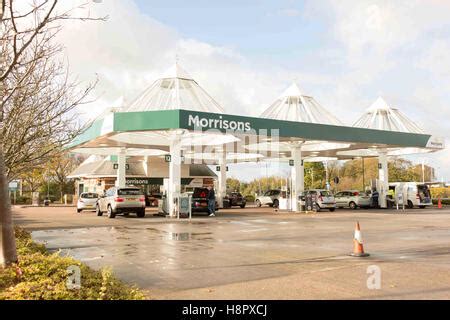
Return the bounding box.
[0,227,146,300]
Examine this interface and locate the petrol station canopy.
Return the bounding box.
[68,63,445,163]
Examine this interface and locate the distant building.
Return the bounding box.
[68,155,217,199]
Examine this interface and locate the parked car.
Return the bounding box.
[96,187,146,218]
[334,190,371,209]
[299,189,336,212]
[255,189,281,208]
[388,182,432,208]
[191,187,219,214]
[77,192,99,213]
[225,192,246,208]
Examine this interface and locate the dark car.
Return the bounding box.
[191,187,219,214]
[225,192,246,208]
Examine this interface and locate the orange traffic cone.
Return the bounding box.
[350,221,370,257]
[438,197,442,209]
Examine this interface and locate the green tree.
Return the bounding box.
[304,162,325,189]
[226,178,241,193]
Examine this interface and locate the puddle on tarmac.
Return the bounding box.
[32,226,215,251]
[144,227,213,241]
[170,232,190,241]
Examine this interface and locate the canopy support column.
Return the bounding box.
[378,151,388,208]
[218,152,227,208]
[168,132,182,217]
[116,148,126,188]
[290,145,304,212]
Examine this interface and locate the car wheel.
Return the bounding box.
[349,201,357,210]
[96,205,103,216]
[240,204,246,208]
[107,205,116,219]
[315,203,321,212]
[255,200,261,207]
[77,209,82,213]
[329,208,335,212]
[137,209,145,218]
[407,200,414,209]
[419,205,426,209]
[273,199,279,208]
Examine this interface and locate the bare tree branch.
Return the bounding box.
[0,0,106,267]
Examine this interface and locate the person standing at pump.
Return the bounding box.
[387,188,396,208]
[371,188,379,208]
[207,186,216,217]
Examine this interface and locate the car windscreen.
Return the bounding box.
[81,193,98,199]
[117,189,141,196]
[193,188,209,198]
[320,191,332,196]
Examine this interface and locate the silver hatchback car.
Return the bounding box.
[96,187,146,218]
[255,189,281,208]
[334,190,371,209]
[77,192,99,213]
[299,189,336,212]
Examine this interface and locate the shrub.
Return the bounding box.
[244,195,255,203]
[432,198,450,205]
[11,195,31,205]
[430,187,450,199]
[0,227,146,300]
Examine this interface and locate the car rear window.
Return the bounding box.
[418,185,430,197]
[81,193,98,199]
[118,189,141,196]
[320,191,331,196]
[193,188,209,198]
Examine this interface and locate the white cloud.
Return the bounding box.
[416,39,450,78]
[53,0,450,180]
[56,0,300,119]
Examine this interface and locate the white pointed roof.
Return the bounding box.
[353,97,424,133]
[122,63,224,113]
[161,63,193,80]
[260,82,343,125]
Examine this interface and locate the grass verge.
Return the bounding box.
[0,227,146,300]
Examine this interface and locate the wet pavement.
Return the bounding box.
[13,205,450,299]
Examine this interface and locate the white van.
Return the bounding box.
[388,182,432,209]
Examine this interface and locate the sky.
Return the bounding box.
[54,0,450,182]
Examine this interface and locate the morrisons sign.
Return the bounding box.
[187,114,252,132]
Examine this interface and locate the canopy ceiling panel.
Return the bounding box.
[109,131,240,147]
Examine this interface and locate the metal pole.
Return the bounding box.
[47,171,50,199]
[189,195,192,221]
[422,160,425,184]
[362,157,365,191]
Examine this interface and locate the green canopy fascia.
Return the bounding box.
[68,109,432,149]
